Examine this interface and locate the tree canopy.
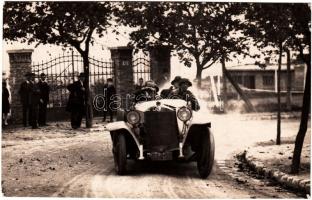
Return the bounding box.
[3,2,112,55]
[244,3,310,60]
[3,1,113,128]
[116,2,248,82]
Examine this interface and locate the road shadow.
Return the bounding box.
[116,159,217,179]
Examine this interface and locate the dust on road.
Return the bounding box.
[1,116,307,198]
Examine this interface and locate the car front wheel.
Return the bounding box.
[113,133,127,175]
[197,128,215,179]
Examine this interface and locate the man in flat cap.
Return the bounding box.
[176,78,200,111]
[66,73,86,129]
[38,73,50,126]
[160,76,181,98]
[19,72,35,127]
[102,78,116,122]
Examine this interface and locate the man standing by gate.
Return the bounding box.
[66,73,86,129]
[103,78,116,122]
[30,76,41,129]
[19,72,34,127]
[38,73,50,126]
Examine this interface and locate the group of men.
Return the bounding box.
[134,76,200,111]
[19,72,50,129]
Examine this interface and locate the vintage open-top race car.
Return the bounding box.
[106,99,215,178]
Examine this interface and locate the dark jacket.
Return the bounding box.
[103,84,116,103]
[176,90,200,111]
[38,80,50,103]
[66,81,85,112]
[30,83,41,105]
[2,87,10,114]
[134,84,144,92]
[160,86,174,98]
[19,81,33,105]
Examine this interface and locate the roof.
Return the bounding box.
[227,64,294,71]
[7,49,34,54]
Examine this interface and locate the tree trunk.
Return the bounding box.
[196,66,203,88]
[221,57,227,112]
[82,54,93,128]
[291,58,311,174]
[223,67,256,112]
[276,41,282,145]
[286,49,292,111]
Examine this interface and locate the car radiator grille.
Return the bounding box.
[143,111,179,152]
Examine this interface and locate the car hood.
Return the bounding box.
[135,99,187,112]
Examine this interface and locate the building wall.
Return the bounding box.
[227,70,296,93]
[7,49,33,124]
[293,64,306,91]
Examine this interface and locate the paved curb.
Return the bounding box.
[239,150,310,194]
[242,112,302,120]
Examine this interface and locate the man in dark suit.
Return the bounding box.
[66,73,86,129]
[30,76,41,129]
[103,78,116,122]
[19,72,34,127]
[134,78,144,92]
[38,73,50,126]
[175,78,200,111]
[160,76,181,98]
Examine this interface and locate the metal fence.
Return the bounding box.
[133,52,151,84]
[32,51,114,109]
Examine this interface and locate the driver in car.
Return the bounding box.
[134,80,159,103]
[171,78,200,111]
[160,76,181,98]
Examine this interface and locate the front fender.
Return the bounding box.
[183,123,211,146]
[106,121,140,149]
[190,111,211,126]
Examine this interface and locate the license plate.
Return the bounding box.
[149,152,173,161]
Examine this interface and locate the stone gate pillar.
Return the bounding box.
[110,47,134,109]
[7,49,34,124]
[149,46,171,87]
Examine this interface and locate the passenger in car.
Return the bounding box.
[134,80,159,102]
[175,78,200,111]
[160,76,181,98]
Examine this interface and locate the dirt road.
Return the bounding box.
[2,115,308,198]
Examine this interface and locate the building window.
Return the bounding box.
[232,75,242,84]
[263,75,274,86]
[243,75,255,89]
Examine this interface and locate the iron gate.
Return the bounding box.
[132,52,151,84]
[32,52,114,112]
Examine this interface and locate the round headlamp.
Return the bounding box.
[126,111,140,125]
[177,107,192,122]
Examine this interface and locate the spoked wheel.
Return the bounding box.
[197,128,215,179]
[113,133,127,175]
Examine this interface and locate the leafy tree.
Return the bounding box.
[244,3,296,145]
[245,3,310,172]
[286,4,311,174]
[3,2,113,128]
[116,2,256,111]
